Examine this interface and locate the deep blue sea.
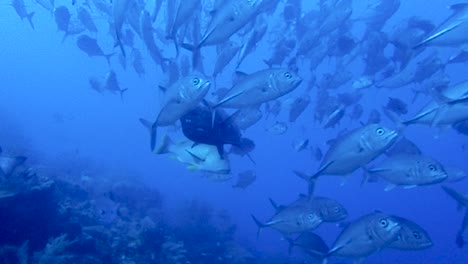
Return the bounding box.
[1,0,468,263]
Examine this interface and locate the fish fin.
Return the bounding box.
[313,160,335,179]
[181,43,201,71]
[384,184,397,192]
[211,90,245,109]
[150,121,159,152]
[216,144,224,158]
[285,236,295,255]
[155,134,173,154]
[268,197,279,211]
[456,230,465,248]
[403,185,417,189]
[104,52,116,65]
[158,85,167,92]
[27,12,35,30]
[293,170,317,196]
[119,88,128,101]
[114,31,126,57]
[413,21,463,49]
[442,186,468,208]
[251,214,267,239]
[138,118,152,131]
[185,149,205,163]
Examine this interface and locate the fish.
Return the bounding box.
[148,74,211,151]
[182,0,264,66]
[288,95,311,122]
[12,0,35,29]
[232,170,256,189]
[366,154,448,191]
[323,105,346,129]
[322,212,401,262]
[0,148,27,178]
[286,232,329,261]
[441,186,468,248]
[112,0,132,56]
[403,80,468,127]
[155,134,230,175]
[385,97,408,116]
[77,6,97,33]
[389,216,433,251]
[212,42,241,79]
[265,121,288,135]
[230,107,263,130]
[214,69,302,109]
[167,0,201,55]
[303,124,398,185]
[236,17,268,68]
[444,166,467,183]
[251,204,323,237]
[131,48,145,77]
[54,6,70,33]
[102,70,128,98]
[140,10,166,71]
[179,103,252,157]
[76,35,114,64]
[414,4,468,48]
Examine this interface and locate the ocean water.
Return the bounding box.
[1,0,468,263]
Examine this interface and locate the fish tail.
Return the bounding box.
[104,52,116,65]
[285,237,295,255]
[119,88,128,101]
[155,134,173,155]
[293,170,317,196]
[181,43,200,71]
[268,197,278,210]
[250,214,266,239]
[114,31,126,57]
[27,12,35,30]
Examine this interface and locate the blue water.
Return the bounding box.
[1,0,468,263]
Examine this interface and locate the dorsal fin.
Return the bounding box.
[450,3,468,12]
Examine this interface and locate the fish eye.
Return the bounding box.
[376,128,385,135]
[380,219,388,227]
[428,165,436,171]
[307,214,315,220]
[413,232,421,239]
[192,78,200,85]
[284,72,292,79]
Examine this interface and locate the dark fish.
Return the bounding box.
[287,232,329,260]
[232,170,256,189]
[289,95,311,122]
[180,103,252,157]
[77,6,97,33]
[54,6,70,33]
[12,0,34,29]
[77,35,114,64]
[385,97,408,115]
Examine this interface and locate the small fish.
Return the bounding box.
[265,121,288,135]
[76,35,114,64]
[155,134,230,174]
[102,70,128,98]
[385,97,408,115]
[232,170,256,189]
[12,0,35,29]
[389,216,433,251]
[131,48,145,77]
[54,6,70,33]
[366,154,448,191]
[212,42,241,79]
[77,7,97,33]
[323,105,346,129]
[289,95,311,122]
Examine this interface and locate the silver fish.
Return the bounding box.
[309,124,398,181]
[367,154,448,191]
[390,216,433,251]
[214,69,302,109]
[326,212,401,261]
[148,74,211,151]
[415,4,468,48]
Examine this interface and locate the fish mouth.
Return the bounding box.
[385,130,399,144]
